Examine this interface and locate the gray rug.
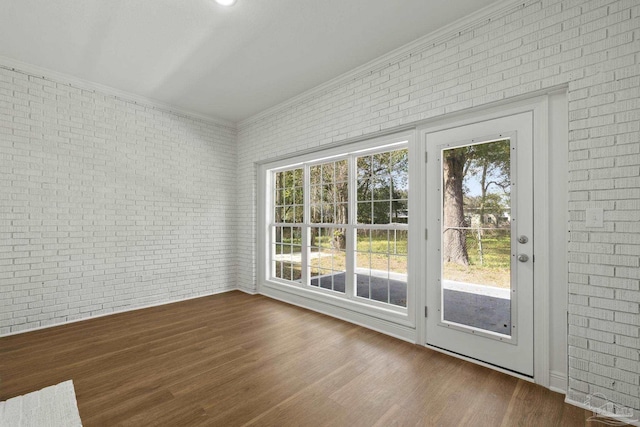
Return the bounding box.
[0,380,82,427]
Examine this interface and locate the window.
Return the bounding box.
[272,168,304,282]
[266,138,409,310]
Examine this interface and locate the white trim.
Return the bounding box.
[0,287,237,338]
[0,55,235,130]
[262,279,411,326]
[548,88,569,397]
[259,132,412,169]
[261,285,417,343]
[239,0,523,128]
[532,94,551,388]
[549,371,567,394]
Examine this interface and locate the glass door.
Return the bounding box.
[425,112,534,376]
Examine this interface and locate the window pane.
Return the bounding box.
[274,206,283,223]
[372,174,391,200]
[310,159,348,225]
[274,167,304,225]
[355,227,407,307]
[394,230,408,255]
[357,202,372,224]
[357,156,372,180]
[293,168,303,186]
[373,152,390,174]
[309,226,346,293]
[357,156,373,202]
[271,226,302,283]
[373,201,391,224]
[322,162,334,182]
[357,229,371,252]
[310,203,321,223]
[356,148,408,226]
[391,199,408,224]
[335,159,348,181]
[440,139,512,335]
[294,187,303,205]
[310,165,321,185]
[356,252,372,300]
[323,183,334,203]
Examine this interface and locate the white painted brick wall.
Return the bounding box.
[237,0,640,413]
[0,67,237,335]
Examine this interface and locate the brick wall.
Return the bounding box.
[237,0,640,412]
[0,66,237,335]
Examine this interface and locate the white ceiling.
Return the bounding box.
[0,0,499,123]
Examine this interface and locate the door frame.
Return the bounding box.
[416,95,551,387]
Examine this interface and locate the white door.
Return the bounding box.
[425,112,534,376]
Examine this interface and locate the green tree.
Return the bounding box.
[356,149,408,224]
[442,140,510,266]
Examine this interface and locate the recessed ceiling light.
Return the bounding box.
[215,0,236,5]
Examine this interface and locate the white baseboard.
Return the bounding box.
[260,286,417,343]
[549,370,567,394]
[1,287,237,338]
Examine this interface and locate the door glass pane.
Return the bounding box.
[440,139,512,336]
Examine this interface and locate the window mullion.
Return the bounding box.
[345,154,356,298]
[268,172,276,281]
[302,164,310,286]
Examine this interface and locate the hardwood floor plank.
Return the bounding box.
[455,369,519,426]
[0,291,604,426]
[371,404,426,427]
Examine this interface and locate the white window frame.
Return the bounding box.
[257,130,418,327]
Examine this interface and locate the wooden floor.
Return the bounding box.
[0,291,594,426]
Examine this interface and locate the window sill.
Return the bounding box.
[261,278,414,329]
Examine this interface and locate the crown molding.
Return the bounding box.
[238,0,523,130]
[0,55,236,131]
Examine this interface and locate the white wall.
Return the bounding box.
[238,0,640,413]
[0,66,238,335]
[0,0,637,416]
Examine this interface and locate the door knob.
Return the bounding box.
[518,235,528,244]
[517,254,529,262]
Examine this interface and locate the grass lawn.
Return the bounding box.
[443,230,510,288]
[275,228,510,289]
